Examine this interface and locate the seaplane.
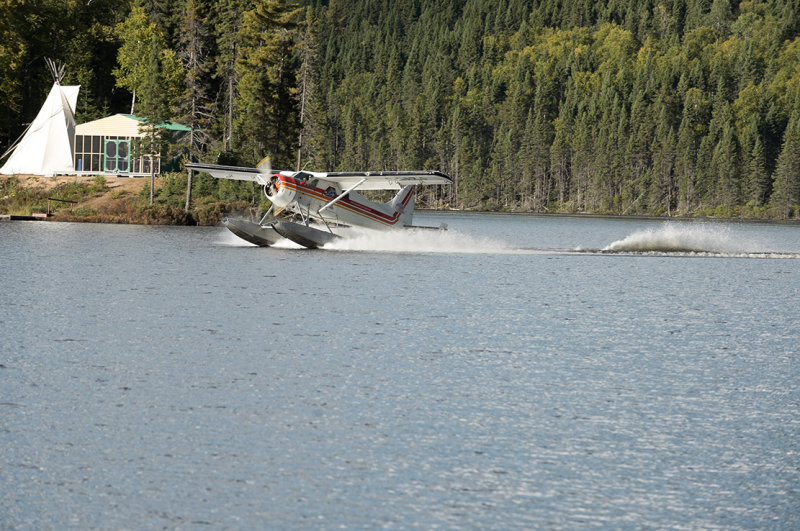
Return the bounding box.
[186,161,453,249]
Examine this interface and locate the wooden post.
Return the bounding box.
[185,166,193,212]
[150,157,155,206]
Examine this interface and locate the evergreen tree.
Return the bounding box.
[747,136,770,207]
[0,0,28,140]
[707,0,733,36]
[113,5,173,114]
[209,0,250,154]
[137,34,173,205]
[235,0,303,166]
[771,91,800,217]
[711,119,739,209]
[295,6,323,171]
[651,127,677,215]
[177,0,213,210]
[550,110,572,208]
[675,88,709,213]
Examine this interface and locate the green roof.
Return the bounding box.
[122,114,192,132]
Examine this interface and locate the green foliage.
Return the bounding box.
[3,0,800,220]
[113,6,156,113]
[294,0,800,218]
[235,0,303,166]
[106,3,182,134]
[771,89,800,217]
[0,0,27,134]
[91,175,108,193]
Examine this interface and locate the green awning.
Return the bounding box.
[121,114,192,132]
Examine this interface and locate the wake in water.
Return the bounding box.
[324,226,513,254]
[215,221,799,258]
[604,223,745,253]
[601,223,800,258]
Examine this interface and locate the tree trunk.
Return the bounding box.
[185,167,193,212]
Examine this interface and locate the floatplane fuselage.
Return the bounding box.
[186,163,452,248]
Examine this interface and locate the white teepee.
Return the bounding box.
[0,83,80,176]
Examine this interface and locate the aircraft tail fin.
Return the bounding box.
[391,185,415,227]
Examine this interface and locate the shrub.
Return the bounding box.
[159,172,188,199]
[90,175,107,193]
[71,206,98,217]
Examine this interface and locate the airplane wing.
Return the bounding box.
[187,163,452,190]
[185,163,267,183]
[319,171,453,190]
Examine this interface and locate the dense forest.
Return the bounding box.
[2,0,800,217]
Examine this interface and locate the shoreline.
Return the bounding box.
[2,174,798,225]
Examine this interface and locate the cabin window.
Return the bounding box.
[133,155,159,175]
[74,134,106,172]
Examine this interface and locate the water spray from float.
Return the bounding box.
[324,226,514,254]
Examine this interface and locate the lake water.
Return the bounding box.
[1,213,799,529]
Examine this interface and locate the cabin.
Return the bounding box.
[73,114,190,176]
[1,69,190,178]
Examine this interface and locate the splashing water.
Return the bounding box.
[215,226,305,249]
[215,227,257,247]
[215,220,799,258]
[324,226,514,254]
[603,223,764,254]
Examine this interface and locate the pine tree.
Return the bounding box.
[295,6,322,171]
[747,136,770,207]
[570,110,594,211]
[675,88,710,213]
[712,120,740,209]
[771,91,800,217]
[708,0,733,36]
[137,35,173,205]
[550,110,572,208]
[235,0,303,166]
[177,0,213,211]
[652,127,677,215]
[209,0,250,154]
[139,0,182,48]
[0,0,27,140]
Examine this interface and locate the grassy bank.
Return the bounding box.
[0,174,264,225]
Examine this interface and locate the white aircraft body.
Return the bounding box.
[186,162,453,248]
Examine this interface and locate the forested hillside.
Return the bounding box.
[2,0,800,217]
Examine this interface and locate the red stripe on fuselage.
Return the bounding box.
[278,176,413,226]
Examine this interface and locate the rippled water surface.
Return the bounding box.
[2,214,799,529]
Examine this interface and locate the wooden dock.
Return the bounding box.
[0,213,48,221]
